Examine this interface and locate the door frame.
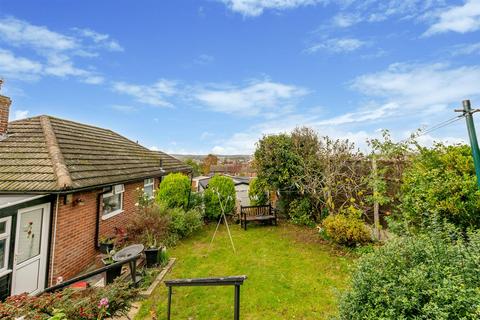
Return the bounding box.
[11,202,51,295]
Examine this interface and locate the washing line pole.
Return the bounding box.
[456,100,480,189]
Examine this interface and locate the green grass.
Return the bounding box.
[135,222,354,319]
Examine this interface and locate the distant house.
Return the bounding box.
[0,93,190,299]
[193,175,251,207]
[209,163,256,177]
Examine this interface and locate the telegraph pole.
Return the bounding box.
[456,100,480,189]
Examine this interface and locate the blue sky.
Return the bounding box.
[1,0,480,154]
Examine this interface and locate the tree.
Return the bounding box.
[290,127,366,220]
[202,154,219,175]
[184,158,201,177]
[248,177,269,206]
[156,173,191,209]
[395,143,480,233]
[254,133,300,192]
[203,175,236,220]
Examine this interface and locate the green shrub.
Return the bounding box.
[339,229,480,319]
[396,144,480,233]
[168,207,203,239]
[184,208,203,236]
[188,191,203,210]
[254,133,301,191]
[248,177,269,206]
[127,203,203,248]
[204,175,236,220]
[156,173,190,209]
[321,209,371,246]
[288,197,315,226]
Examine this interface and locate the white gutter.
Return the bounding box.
[49,194,60,286]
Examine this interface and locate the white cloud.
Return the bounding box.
[450,42,480,56]
[112,80,178,107]
[194,54,214,65]
[111,105,137,113]
[73,28,124,52]
[207,62,480,155]
[332,13,362,28]
[0,17,121,84]
[424,0,480,36]
[82,75,105,85]
[200,131,214,140]
[13,110,29,120]
[219,0,323,17]
[351,63,480,109]
[306,37,367,53]
[194,79,308,116]
[0,17,76,51]
[313,103,398,126]
[0,49,42,80]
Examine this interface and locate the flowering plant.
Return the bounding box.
[97,297,110,320]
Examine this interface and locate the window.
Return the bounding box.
[144,178,154,198]
[0,217,11,273]
[102,184,124,219]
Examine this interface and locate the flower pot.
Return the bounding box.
[100,242,114,254]
[103,261,122,284]
[144,247,160,268]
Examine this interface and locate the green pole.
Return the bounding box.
[462,100,480,189]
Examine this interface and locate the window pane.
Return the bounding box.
[145,178,154,185]
[17,209,43,264]
[103,193,122,215]
[144,185,154,198]
[0,239,5,269]
[0,221,5,234]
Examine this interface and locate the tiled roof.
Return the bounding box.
[0,115,190,193]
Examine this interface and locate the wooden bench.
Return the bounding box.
[240,204,277,230]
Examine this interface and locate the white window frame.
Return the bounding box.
[0,216,12,276]
[144,178,155,199]
[102,184,125,220]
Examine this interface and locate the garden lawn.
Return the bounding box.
[135,222,354,319]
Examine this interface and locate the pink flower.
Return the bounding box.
[98,297,109,309]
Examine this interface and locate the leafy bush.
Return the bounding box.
[204,175,236,220]
[126,204,170,247]
[0,280,137,319]
[184,208,204,235]
[321,208,371,246]
[248,177,269,206]
[188,191,204,211]
[127,203,203,247]
[156,173,191,209]
[396,144,480,233]
[288,197,315,226]
[168,207,203,239]
[254,133,301,191]
[339,229,480,319]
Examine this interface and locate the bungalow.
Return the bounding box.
[0,92,190,299]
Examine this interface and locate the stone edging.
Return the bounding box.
[139,258,176,297]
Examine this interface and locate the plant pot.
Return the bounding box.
[103,261,122,284]
[99,242,114,254]
[144,247,160,268]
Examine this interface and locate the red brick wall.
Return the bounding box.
[48,178,159,285]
